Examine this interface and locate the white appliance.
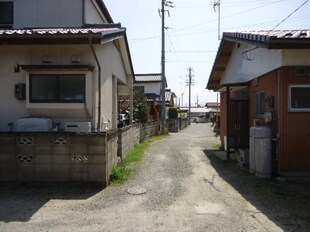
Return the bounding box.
[239,149,249,166]
[15,118,52,132]
[64,122,91,133]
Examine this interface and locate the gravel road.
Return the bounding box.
[1,123,309,232]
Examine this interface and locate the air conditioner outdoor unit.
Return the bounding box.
[64,122,91,133]
[15,117,52,132]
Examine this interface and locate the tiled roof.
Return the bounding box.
[0,26,126,45]
[207,29,310,90]
[223,30,310,42]
[134,74,162,82]
[222,30,310,49]
[0,27,124,36]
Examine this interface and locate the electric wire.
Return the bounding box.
[242,0,309,61]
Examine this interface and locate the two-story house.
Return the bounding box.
[0,0,134,132]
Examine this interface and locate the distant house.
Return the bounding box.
[165,89,177,107]
[0,0,134,132]
[205,102,220,121]
[207,30,310,174]
[134,73,166,103]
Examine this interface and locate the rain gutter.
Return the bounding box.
[89,37,102,131]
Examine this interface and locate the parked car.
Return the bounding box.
[118,114,129,128]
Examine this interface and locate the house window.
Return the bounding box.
[289,85,310,112]
[255,91,265,117]
[133,86,145,93]
[30,74,85,103]
[0,2,13,28]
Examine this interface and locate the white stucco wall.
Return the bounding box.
[133,82,161,95]
[94,43,128,129]
[7,0,83,29]
[221,43,283,85]
[0,41,127,132]
[84,0,106,24]
[283,49,310,66]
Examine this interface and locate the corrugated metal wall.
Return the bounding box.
[249,67,310,172]
[280,67,310,171]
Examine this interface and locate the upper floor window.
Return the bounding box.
[0,2,13,28]
[133,86,145,93]
[289,85,310,112]
[30,74,85,103]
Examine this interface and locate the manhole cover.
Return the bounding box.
[127,187,147,195]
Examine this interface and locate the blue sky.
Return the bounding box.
[105,0,309,107]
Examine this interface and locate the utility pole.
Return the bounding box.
[196,95,199,107]
[213,0,221,40]
[186,67,194,124]
[160,0,173,133]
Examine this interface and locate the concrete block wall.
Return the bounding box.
[180,118,188,130]
[0,131,118,186]
[117,124,140,159]
[139,122,157,142]
[167,119,180,132]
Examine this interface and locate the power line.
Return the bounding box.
[269,0,309,31]
[173,0,290,34]
[242,0,309,60]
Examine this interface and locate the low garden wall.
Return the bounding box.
[117,124,140,159]
[167,118,188,132]
[0,122,160,185]
[139,122,157,142]
[0,131,118,186]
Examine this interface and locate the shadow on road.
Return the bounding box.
[0,182,102,222]
[204,149,310,232]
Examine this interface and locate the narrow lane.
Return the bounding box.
[2,123,304,232]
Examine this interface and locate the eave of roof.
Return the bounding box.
[134,73,162,82]
[134,73,168,87]
[206,30,310,91]
[0,26,125,45]
[223,30,310,49]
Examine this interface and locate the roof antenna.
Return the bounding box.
[213,0,221,40]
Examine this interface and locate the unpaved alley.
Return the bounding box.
[1,123,309,232]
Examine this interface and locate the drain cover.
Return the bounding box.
[127,187,147,195]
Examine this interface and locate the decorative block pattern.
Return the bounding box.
[72,155,88,163]
[54,137,69,145]
[17,154,34,163]
[17,137,33,145]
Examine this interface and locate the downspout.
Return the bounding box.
[89,37,102,131]
[226,86,230,160]
[277,68,281,175]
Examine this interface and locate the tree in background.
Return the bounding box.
[133,91,150,123]
[168,107,178,119]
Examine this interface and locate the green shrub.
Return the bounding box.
[168,107,178,119]
[133,91,150,123]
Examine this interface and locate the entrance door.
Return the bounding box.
[228,100,249,148]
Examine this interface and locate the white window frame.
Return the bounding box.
[289,84,310,112]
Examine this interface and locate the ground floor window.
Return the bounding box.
[30,74,85,103]
[289,85,310,112]
[255,91,265,117]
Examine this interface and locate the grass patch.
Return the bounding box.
[110,135,166,184]
[211,143,222,150]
